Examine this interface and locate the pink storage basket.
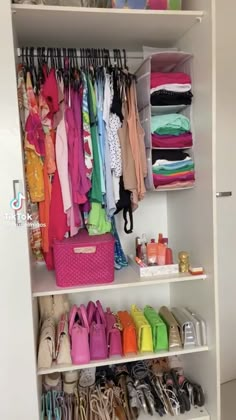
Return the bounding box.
[53,229,115,288]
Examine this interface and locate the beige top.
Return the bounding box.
[127,81,147,201]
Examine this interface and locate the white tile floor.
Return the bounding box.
[221,380,236,420]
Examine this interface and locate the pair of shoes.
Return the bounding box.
[38,314,72,370]
[63,369,95,394]
[42,368,96,395]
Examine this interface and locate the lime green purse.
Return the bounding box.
[144,306,168,352]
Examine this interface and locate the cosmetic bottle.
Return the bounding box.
[141,233,147,246]
[156,241,166,265]
[147,239,158,266]
[141,237,147,264]
[165,247,173,265]
[136,237,142,259]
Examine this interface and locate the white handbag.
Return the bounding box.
[39,295,70,323]
[56,314,72,366]
[38,317,55,370]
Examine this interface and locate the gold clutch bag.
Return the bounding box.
[159,306,182,350]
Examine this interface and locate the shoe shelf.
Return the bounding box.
[139,406,210,420]
[38,345,208,376]
[31,264,207,297]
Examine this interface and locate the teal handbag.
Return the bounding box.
[144,306,168,352]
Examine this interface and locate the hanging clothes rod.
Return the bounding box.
[17,48,143,60]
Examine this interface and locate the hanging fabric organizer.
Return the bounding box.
[136,51,195,191]
[18,47,147,269]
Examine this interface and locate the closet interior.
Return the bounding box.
[7,0,219,419]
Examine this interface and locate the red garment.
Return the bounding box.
[65,107,87,205]
[25,113,45,157]
[44,170,69,270]
[151,72,191,89]
[42,67,59,119]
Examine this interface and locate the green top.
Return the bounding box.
[87,75,103,204]
[151,113,190,136]
[153,163,194,175]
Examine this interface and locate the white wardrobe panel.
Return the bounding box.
[0,2,39,419]
[215,0,236,385]
[167,0,220,418]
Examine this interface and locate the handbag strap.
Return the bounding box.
[96,300,107,327]
[69,305,78,336]
[87,301,96,325]
[79,304,90,331]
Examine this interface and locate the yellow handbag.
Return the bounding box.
[130,305,153,352]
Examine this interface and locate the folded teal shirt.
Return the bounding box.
[151,114,191,136]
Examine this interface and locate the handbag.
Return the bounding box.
[69,305,90,365]
[159,306,182,350]
[39,295,70,323]
[171,307,197,348]
[144,306,168,352]
[105,308,122,357]
[87,301,107,360]
[117,311,137,355]
[130,305,153,352]
[38,317,56,370]
[56,314,72,366]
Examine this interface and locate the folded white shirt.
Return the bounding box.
[151,83,192,94]
[153,157,191,167]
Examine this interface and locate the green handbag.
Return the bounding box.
[144,306,168,352]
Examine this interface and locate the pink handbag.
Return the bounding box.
[69,305,90,365]
[105,308,122,357]
[87,301,107,360]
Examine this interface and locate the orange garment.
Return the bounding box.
[25,150,44,202]
[25,72,45,202]
[127,81,147,201]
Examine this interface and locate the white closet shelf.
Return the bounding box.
[37,346,209,376]
[140,406,209,420]
[12,4,204,50]
[154,186,194,192]
[31,264,206,297]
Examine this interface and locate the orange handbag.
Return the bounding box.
[117,311,138,355]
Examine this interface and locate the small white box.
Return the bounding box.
[128,256,179,278]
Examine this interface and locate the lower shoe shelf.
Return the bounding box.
[139,406,209,420]
[38,346,208,376]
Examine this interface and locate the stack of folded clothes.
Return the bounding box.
[151,113,193,149]
[152,150,195,190]
[150,72,193,106]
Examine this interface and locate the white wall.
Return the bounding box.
[168,0,220,417]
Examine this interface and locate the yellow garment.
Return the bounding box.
[25,150,44,202]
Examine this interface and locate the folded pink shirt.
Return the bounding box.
[151,72,191,89]
[155,180,195,190]
[152,132,193,149]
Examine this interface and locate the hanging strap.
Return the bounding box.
[123,205,133,234]
[96,300,107,327]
